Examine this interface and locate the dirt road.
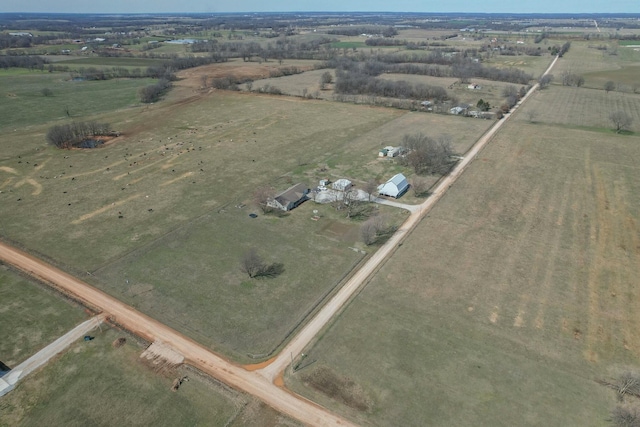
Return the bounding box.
[0,241,357,427]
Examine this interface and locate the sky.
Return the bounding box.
[2,0,639,14]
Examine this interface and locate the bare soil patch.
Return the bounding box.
[302,366,371,412]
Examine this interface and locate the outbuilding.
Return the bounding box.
[331,179,353,191]
[267,183,310,211]
[377,173,409,198]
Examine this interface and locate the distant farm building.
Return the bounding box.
[331,179,353,191]
[379,146,402,158]
[267,183,310,211]
[467,83,482,90]
[378,173,409,198]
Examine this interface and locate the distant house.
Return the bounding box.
[332,179,353,191]
[467,83,482,90]
[267,183,310,211]
[378,173,409,198]
[450,106,465,115]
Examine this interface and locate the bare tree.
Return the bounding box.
[254,186,274,213]
[364,179,378,201]
[200,74,208,88]
[41,87,53,97]
[605,80,616,94]
[411,176,429,197]
[610,405,640,427]
[525,109,538,123]
[609,111,633,133]
[361,215,392,245]
[240,248,264,278]
[502,85,518,98]
[239,248,284,279]
[538,74,553,89]
[403,133,455,175]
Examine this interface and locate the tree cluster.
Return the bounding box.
[139,78,172,103]
[402,133,455,175]
[46,121,111,149]
[334,69,450,102]
[0,55,48,70]
[560,70,585,87]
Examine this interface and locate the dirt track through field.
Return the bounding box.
[0,56,558,425]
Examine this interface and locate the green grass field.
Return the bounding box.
[0,71,154,130]
[0,264,87,366]
[54,56,167,68]
[0,327,299,426]
[287,101,640,425]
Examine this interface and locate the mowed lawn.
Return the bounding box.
[0,327,298,427]
[287,101,640,425]
[0,264,87,366]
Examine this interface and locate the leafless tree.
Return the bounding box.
[254,186,274,214]
[609,111,633,133]
[538,74,553,89]
[403,133,455,175]
[41,87,53,97]
[364,179,378,201]
[361,215,394,245]
[411,176,429,197]
[610,405,640,427]
[240,248,264,278]
[526,109,538,123]
[200,74,208,88]
[239,248,284,279]
[605,80,616,93]
[502,85,518,98]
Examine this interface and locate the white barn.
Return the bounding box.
[377,173,409,198]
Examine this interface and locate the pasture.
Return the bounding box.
[0,327,298,427]
[287,106,640,425]
[525,85,640,132]
[0,71,154,129]
[0,86,426,361]
[0,264,87,367]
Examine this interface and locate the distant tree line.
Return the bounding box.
[0,55,48,70]
[365,38,408,47]
[327,26,397,37]
[46,121,111,149]
[334,68,451,102]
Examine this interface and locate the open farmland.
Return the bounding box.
[0,327,299,427]
[0,71,154,129]
[1,86,428,361]
[0,264,87,367]
[286,73,640,424]
[525,85,640,132]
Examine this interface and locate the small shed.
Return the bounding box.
[267,183,310,211]
[378,173,409,198]
[332,179,353,191]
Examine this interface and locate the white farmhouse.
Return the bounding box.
[377,173,409,198]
